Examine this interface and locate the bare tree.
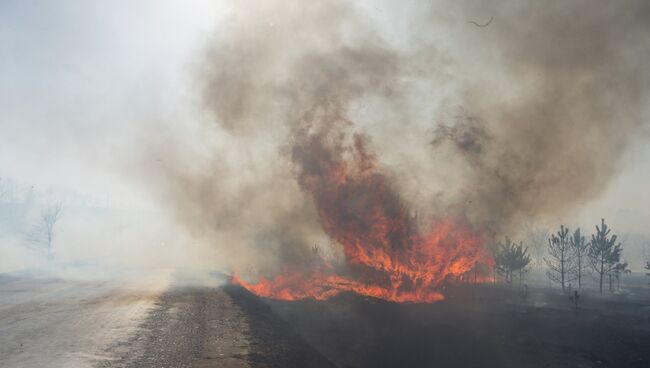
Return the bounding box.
[42,202,62,260]
[545,225,574,292]
[588,218,622,294]
[569,228,589,289]
[495,237,531,284]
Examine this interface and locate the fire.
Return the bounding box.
[232,219,487,303]
[232,112,491,303]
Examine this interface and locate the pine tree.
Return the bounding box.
[545,225,574,292]
[588,219,622,294]
[569,228,589,289]
[495,237,531,284]
[612,261,630,291]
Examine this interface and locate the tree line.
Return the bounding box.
[493,218,636,294]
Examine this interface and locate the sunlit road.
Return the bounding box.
[0,273,168,367]
[0,273,334,368]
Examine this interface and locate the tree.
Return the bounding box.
[645,261,650,286]
[545,225,574,292]
[495,237,531,284]
[569,228,589,289]
[612,261,630,291]
[41,202,62,260]
[486,238,500,283]
[523,223,548,271]
[588,218,622,294]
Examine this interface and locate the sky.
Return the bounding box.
[0,0,227,209]
[1,1,649,269]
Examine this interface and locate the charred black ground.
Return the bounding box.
[265,277,650,368]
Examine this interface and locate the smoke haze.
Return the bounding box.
[149,0,650,277]
[2,1,650,276]
[427,0,650,234]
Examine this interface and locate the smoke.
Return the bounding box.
[150,0,650,276]
[426,0,650,235]
[152,0,422,275]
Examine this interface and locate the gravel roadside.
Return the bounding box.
[101,285,336,368]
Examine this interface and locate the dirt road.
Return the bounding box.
[0,274,334,368]
[0,273,167,367]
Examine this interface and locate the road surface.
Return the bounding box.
[0,273,334,368]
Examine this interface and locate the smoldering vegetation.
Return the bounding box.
[147,0,650,277]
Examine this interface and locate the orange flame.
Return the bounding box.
[232,219,488,303]
[232,118,492,303]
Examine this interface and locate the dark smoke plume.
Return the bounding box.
[150,0,650,274]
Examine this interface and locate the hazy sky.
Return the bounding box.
[0,0,228,208]
[1,1,649,244]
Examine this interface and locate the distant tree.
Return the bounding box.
[645,261,650,286]
[612,261,630,291]
[523,223,548,271]
[486,238,500,283]
[588,219,622,294]
[41,202,62,260]
[569,228,589,290]
[495,237,531,284]
[493,238,510,283]
[545,225,574,292]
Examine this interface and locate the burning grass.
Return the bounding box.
[232,110,492,303]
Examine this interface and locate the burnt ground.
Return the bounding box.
[266,281,650,368]
[100,285,335,368]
